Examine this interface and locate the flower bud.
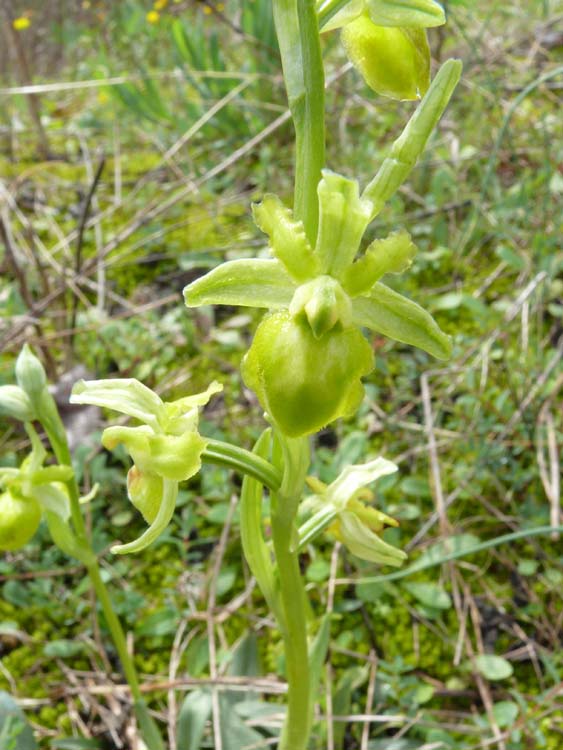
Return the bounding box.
[0,385,35,422]
[15,345,47,406]
[0,489,41,551]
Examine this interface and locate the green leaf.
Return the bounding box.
[183,259,295,309]
[176,689,212,750]
[43,639,86,659]
[352,283,452,359]
[475,654,514,681]
[403,581,451,609]
[492,701,519,728]
[366,0,446,27]
[0,691,37,750]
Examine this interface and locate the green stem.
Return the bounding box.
[273,0,325,243]
[202,438,282,492]
[270,433,311,750]
[38,396,164,750]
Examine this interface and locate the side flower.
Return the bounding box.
[70,378,222,554]
[300,457,407,566]
[184,60,461,438]
[320,0,446,100]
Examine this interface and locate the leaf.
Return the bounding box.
[43,639,86,659]
[176,689,212,750]
[475,654,514,681]
[492,701,519,728]
[0,691,37,750]
[403,581,452,610]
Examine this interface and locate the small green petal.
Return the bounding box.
[148,431,207,482]
[366,0,446,27]
[112,479,178,555]
[102,425,153,472]
[71,379,164,430]
[342,230,417,296]
[183,259,295,309]
[315,170,372,277]
[252,195,319,282]
[163,381,222,434]
[352,282,452,359]
[339,510,407,566]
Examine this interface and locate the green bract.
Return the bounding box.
[70,378,222,554]
[184,62,460,437]
[302,457,407,566]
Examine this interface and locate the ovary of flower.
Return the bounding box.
[70,378,222,554]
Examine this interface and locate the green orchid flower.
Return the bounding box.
[184,60,460,438]
[320,0,446,100]
[0,427,74,553]
[70,378,222,554]
[300,457,407,566]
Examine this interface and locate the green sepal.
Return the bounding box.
[362,58,462,216]
[315,170,372,277]
[112,478,178,555]
[320,0,364,32]
[342,16,430,101]
[183,259,295,310]
[352,282,452,359]
[252,195,319,282]
[366,0,445,27]
[338,510,407,566]
[342,229,417,296]
[242,311,374,437]
[71,379,164,431]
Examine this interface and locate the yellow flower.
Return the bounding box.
[146,10,160,23]
[154,0,168,9]
[13,16,31,31]
[203,5,213,14]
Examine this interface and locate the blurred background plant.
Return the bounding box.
[1,0,563,748]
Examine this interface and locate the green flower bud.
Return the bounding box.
[0,489,41,551]
[342,15,430,100]
[242,311,374,438]
[0,385,35,422]
[15,344,47,406]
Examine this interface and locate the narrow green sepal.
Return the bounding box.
[252,195,319,282]
[71,379,164,430]
[342,229,417,296]
[183,259,295,310]
[315,170,372,277]
[366,0,445,27]
[352,282,452,359]
[362,58,462,216]
[339,510,407,566]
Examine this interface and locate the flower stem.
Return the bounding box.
[271,433,312,750]
[273,0,325,243]
[202,438,282,492]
